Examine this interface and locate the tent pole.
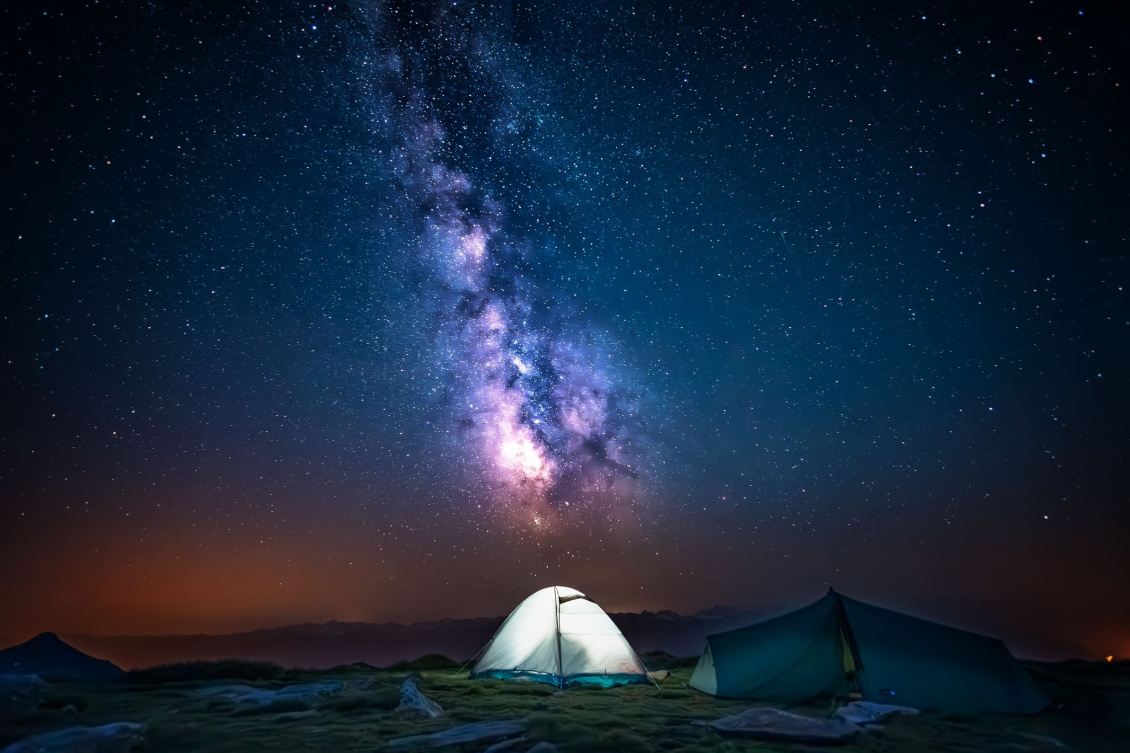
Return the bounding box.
[834,591,865,699]
[634,647,661,690]
[554,586,564,688]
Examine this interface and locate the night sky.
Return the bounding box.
[1,0,1126,659]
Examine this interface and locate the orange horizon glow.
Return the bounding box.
[2,508,1127,665]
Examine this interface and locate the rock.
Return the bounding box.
[1010,733,1072,752]
[193,682,342,705]
[527,743,558,753]
[270,682,343,702]
[695,707,862,744]
[481,736,528,752]
[383,720,527,749]
[275,709,319,722]
[834,700,919,725]
[0,722,147,753]
[194,683,258,700]
[395,673,443,718]
[0,675,46,718]
[0,674,47,694]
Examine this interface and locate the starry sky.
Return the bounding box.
[1,0,1126,659]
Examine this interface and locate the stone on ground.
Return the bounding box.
[0,675,46,718]
[395,673,443,718]
[0,722,147,753]
[383,720,527,749]
[834,700,919,725]
[695,707,862,744]
[193,681,342,704]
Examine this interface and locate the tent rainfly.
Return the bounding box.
[690,588,1050,714]
[471,586,650,688]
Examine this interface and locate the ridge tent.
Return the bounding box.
[471,586,650,688]
[690,589,1050,714]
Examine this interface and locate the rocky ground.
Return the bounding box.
[1,657,1126,752]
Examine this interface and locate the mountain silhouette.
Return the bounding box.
[0,632,123,680]
[51,607,761,670]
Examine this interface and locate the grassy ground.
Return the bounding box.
[1,660,1126,752]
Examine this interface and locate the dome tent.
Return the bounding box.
[471,586,650,688]
[690,588,1050,714]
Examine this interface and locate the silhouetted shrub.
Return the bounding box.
[123,660,284,684]
[637,650,697,671]
[384,654,460,671]
[39,692,87,711]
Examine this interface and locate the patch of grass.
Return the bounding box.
[6,708,71,726]
[593,728,655,753]
[526,711,600,749]
[123,660,284,684]
[638,651,698,672]
[231,699,310,716]
[39,691,88,712]
[491,680,558,696]
[322,688,401,713]
[0,661,1123,752]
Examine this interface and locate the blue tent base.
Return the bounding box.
[471,670,650,689]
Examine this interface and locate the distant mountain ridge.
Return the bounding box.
[41,606,759,670]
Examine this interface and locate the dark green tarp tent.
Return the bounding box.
[690,589,1049,713]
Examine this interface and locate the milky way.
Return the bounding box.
[3,0,1126,653]
[356,3,641,520]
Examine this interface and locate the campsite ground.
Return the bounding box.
[1,658,1126,752]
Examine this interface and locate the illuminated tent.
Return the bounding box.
[690,589,1050,713]
[471,586,650,688]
